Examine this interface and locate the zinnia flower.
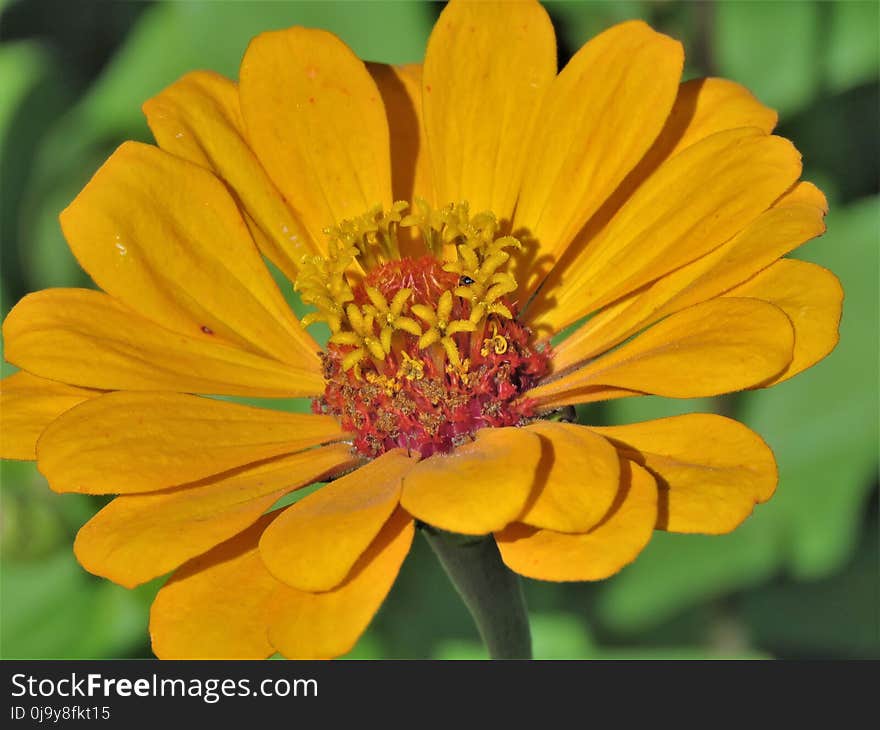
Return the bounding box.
[0,0,842,660]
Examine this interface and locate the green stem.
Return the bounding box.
[422,526,532,660]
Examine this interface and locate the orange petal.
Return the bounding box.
[552,200,826,371]
[527,128,802,336]
[369,62,435,260]
[240,26,392,243]
[260,449,416,592]
[496,460,657,581]
[422,0,556,222]
[75,444,356,589]
[0,371,98,461]
[519,421,621,533]
[400,426,542,535]
[143,70,317,282]
[592,414,777,534]
[59,142,318,369]
[637,77,777,174]
[526,297,794,408]
[725,259,843,385]
[37,391,350,494]
[3,289,322,397]
[269,508,414,659]
[150,514,279,659]
[369,63,433,206]
[775,180,828,211]
[519,76,777,305]
[513,21,682,287]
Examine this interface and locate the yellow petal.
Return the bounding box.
[513,21,682,286]
[269,508,414,659]
[0,372,99,461]
[592,414,777,534]
[638,77,777,174]
[496,460,657,581]
[725,259,843,385]
[143,70,317,281]
[239,26,391,242]
[368,63,433,206]
[776,180,828,211]
[422,0,556,222]
[369,63,434,260]
[519,421,621,533]
[260,449,416,591]
[59,141,318,369]
[3,289,323,397]
[519,77,777,305]
[150,514,279,659]
[552,201,826,371]
[527,128,802,336]
[400,427,542,535]
[37,391,350,494]
[75,444,356,589]
[527,298,794,408]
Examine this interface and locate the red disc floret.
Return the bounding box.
[359,255,460,307]
[314,257,551,458]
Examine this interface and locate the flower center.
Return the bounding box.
[296,200,551,458]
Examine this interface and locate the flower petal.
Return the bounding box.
[59,141,318,369]
[369,63,433,207]
[143,70,317,282]
[496,460,657,581]
[260,449,416,592]
[3,289,323,397]
[37,391,349,494]
[269,508,414,659]
[527,128,802,336]
[725,259,843,385]
[776,180,828,211]
[552,200,826,371]
[240,26,392,243]
[150,514,279,659]
[519,421,621,533]
[422,0,556,222]
[369,63,435,260]
[513,21,682,284]
[75,444,356,589]
[638,77,777,174]
[592,414,777,534]
[0,372,98,460]
[523,76,777,303]
[400,426,542,535]
[526,297,794,408]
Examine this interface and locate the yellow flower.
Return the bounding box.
[0,0,842,660]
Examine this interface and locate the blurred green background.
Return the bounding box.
[0,0,877,660]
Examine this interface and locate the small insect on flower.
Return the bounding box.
[0,0,842,660]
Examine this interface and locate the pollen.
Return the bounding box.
[298,200,551,458]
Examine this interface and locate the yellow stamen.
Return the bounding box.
[481,322,509,356]
[297,200,525,374]
[398,351,425,381]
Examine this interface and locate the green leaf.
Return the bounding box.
[0,551,155,658]
[596,526,781,633]
[0,41,87,302]
[714,0,821,116]
[741,526,880,658]
[826,0,880,92]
